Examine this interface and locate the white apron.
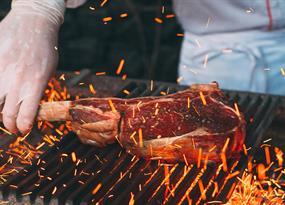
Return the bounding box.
[178,30,285,95]
[174,0,285,95]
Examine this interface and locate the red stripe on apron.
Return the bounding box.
[265,0,273,30]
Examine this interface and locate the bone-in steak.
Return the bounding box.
[67,83,245,163]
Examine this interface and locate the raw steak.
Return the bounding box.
[39,83,246,163]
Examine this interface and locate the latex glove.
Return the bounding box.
[66,0,87,8]
[0,0,65,134]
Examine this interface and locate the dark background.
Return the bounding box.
[0,0,183,82]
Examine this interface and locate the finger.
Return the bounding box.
[0,95,4,113]
[2,92,21,133]
[0,63,12,122]
[16,92,42,134]
[0,100,4,122]
[81,119,118,132]
[1,63,22,132]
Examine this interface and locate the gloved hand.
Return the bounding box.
[0,0,65,134]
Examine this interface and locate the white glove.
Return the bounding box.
[0,0,65,134]
[66,0,87,8]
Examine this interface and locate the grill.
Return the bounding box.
[0,79,281,204]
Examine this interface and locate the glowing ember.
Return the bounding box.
[154,18,163,24]
[0,126,12,135]
[116,59,125,75]
[89,84,96,95]
[96,72,106,76]
[176,33,184,37]
[120,13,128,18]
[227,171,285,204]
[71,152,77,163]
[123,89,130,95]
[100,0,108,7]
[108,99,117,112]
[234,103,240,117]
[103,17,112,22]
[122,74,127,80]
[274,147,283,167]
[138,128,143,148]
[166,14,175,18]
[92,183,102,195]
[199,91,207,105]
[197,148,202,168]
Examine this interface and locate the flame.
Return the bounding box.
[274,147,283,167]
[129,192,135,205]
[264,146,271,165]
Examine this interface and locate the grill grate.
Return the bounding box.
[0,81,280,204]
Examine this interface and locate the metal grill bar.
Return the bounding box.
[0,81,280,205]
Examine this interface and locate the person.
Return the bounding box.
[0,0,284,139]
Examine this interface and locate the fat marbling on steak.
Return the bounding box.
[39,83,246,163]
